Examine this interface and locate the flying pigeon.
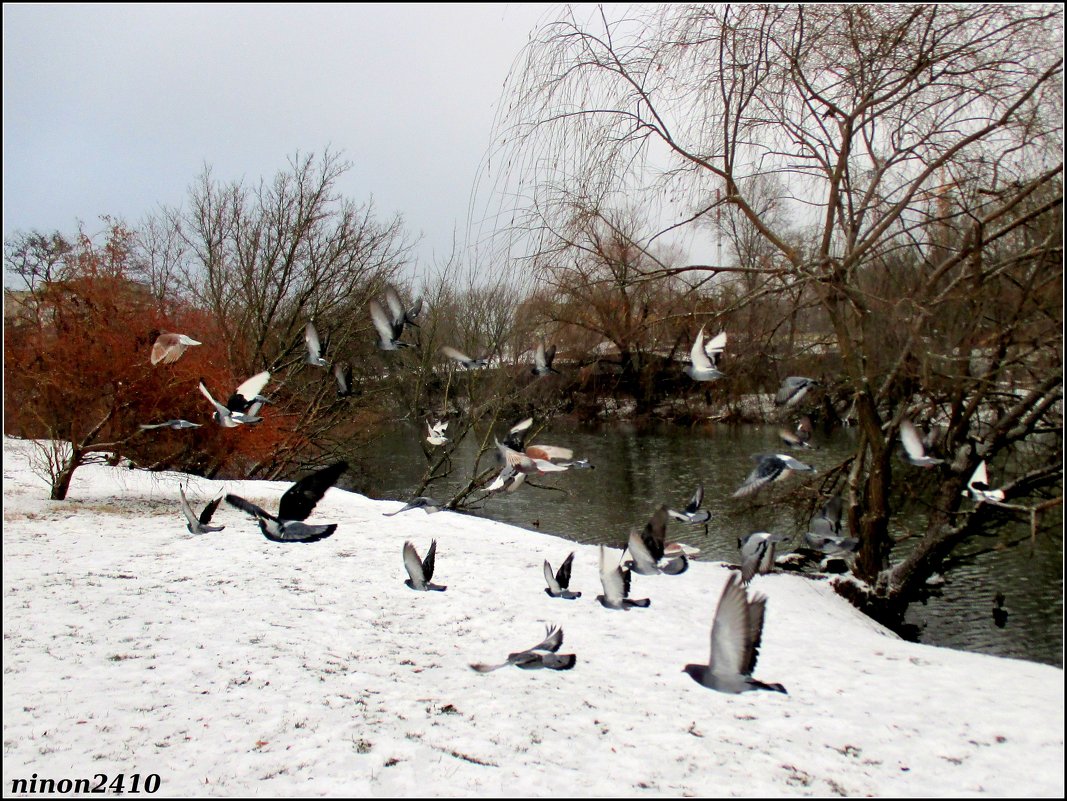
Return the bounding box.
[495,439,570,478]
[150,331,202,366]
[139,419,202,430]
[403,540,446,591]
[667,483,711,533]
[683,572,787,694]
[544,552,582,599]
[804,495,858,554]
[532,341,560,376]
[502,417,534,451]
[470,625,576,672]
[225,461,347,542]
[685,326,726,382]
[899,419,945,467]
[963,460,1006,503]
[776,376,818,407]
[426,420,449,447]
[732,454,816,498]
[625,506,689,575]
[441,345,488,369]
[486,465,526,493]
[370,299,412,350]
[178,485,225,534]
[597,545,651,610]
[334,362,354,398]
[383,497,443,516]
[739,531,790,583]
[199,375,267,427]
[779,416,815,449]
[304,321,328,367]
[386,286,422,331]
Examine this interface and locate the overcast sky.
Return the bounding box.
[3,4,571,277]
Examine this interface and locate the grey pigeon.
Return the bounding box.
[225,461,347,542]
[441,345,488,369]
[178,485,225,534]
[684,326,726,382]
[804,495,858,554]
[386,286,422,331]
[470,625,576,672]
[667,483,711,533]
[776,376,817,407]
[305,321,328,367]
[150,331,201,366]
[625,506,689,575]
[732,453,816,498]
[993,593,1008,628]
[739,531,790,583]
[370,298,412,351]
[532,341,560,375]
[544,552,582,599]
[384,496,443,516]
[597,545,651,610]
[899,419,945,467]
[683,572,787,694]
[403,540,446,591]
[139,419,202,430]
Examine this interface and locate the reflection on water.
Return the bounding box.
[351,421,1063,667]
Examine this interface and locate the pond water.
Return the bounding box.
[350,420,1063,667]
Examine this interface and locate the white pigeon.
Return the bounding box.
[963,460,1006,503]
[426,420,449,446]
[684,325,726,382]
[899,419,945,467]
[305,321,328,367]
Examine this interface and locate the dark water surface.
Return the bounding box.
[351,421,1063,667]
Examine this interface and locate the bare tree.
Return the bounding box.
[493,4,1063,628]
[144,150,416,477]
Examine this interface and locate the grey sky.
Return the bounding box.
[2,4,560,275]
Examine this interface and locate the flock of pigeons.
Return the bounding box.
[145,287,1009,693]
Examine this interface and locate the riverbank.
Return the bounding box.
[3,437,1063,797]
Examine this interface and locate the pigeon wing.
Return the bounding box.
[598,546,625,605]
[690,326,714,370]
[899,420,927,460]
[556,552,576,589]
[531,625,564,653]
[969,460,990,490]
[441,345,473,364]
[370,300,398,343]
[403,541,425,587]
[305,322,323,360]
[225,493,275,522]
[641,506,669,561]
[385,286,406,326]
[199,495,223,526]
[278,461,348,521]
[178,485,200,529]
[741,591,768,675]
[422,539,438,581]
[709,573,750,679]
[685,484,705,515]
[544,560,562,595]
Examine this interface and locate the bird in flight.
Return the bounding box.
[683,572,787,694]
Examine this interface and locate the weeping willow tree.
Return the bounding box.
[487,4,1063,629]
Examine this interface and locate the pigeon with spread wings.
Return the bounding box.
[470,625,576,672]
[225,461,347,543]
[178,485,225,534]
[684,572,786,694]
[403,540,446,591]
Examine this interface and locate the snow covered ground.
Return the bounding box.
[3,437,1063,797]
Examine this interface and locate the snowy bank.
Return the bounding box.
[2,437,1063,797]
